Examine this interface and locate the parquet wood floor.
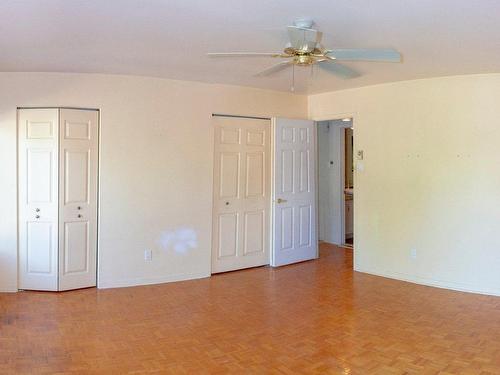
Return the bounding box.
[1,243,499,374]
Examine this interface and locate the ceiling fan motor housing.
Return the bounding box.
[295,55,315,66]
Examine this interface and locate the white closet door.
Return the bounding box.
[212,116,271,273]
[58,109,99,291]
[272,118,318,266]
[18,109,60,291]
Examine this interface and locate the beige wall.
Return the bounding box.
[0,73,307,292]
[3,72,499,296]
[309,74,500,296]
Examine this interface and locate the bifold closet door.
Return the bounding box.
[58,109,99,291]
[18,108,98,291]
[18,109,60,291]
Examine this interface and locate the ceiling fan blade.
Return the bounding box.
[207,52,283,57]
[255,61,293,76]
[327,48,401,62]
[317,61,360,79]
[287,26,322,52]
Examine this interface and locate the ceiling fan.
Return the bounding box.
[207,19,401,89]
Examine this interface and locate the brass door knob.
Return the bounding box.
[277,198,287,204]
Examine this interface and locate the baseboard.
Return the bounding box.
[98,271,210,289]
[0,285,19,293]
[354,267,500,297]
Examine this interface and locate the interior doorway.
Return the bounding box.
[212,115,318,272]
[317,118,354,248]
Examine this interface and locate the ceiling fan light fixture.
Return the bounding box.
[293,18,314,29]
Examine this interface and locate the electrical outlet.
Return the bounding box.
[144,249,152,261]
[410,248,417,259]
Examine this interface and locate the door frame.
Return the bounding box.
[312,112,356,252]
[16,106,101,291]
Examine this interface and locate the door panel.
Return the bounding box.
[64,119,91,139]
[64,150,90,203]
[243,210,265,255]
[245,152,264,197]
[18,109,59,291]
[281,126,294,143]
[218,213,238,258]
[281,150,294,193]
[26,120,55,139]
[280,206,294,250]
[221,127,241,144]
[299,150,310,192]
[272,118,317,267]
[63,221,89,274]
[247,129,265,146]
[299,205,312,247]
[27,222,54,273]
[58,109,98,291]
[27,149,54,203]
[219,152,240,198]
[212,116,270,273]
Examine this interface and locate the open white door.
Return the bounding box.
[272,118,317,266]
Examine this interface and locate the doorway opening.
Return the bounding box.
[317,118,354,249]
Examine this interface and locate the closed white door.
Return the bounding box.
[212,116,270,273]
[58,109,99,291]
[18,109,60,291]
[272,118,318,266]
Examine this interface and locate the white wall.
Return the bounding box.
[0,72,307,292]
[309,74,500,296]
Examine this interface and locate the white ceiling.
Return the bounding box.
[1,0,500,94]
